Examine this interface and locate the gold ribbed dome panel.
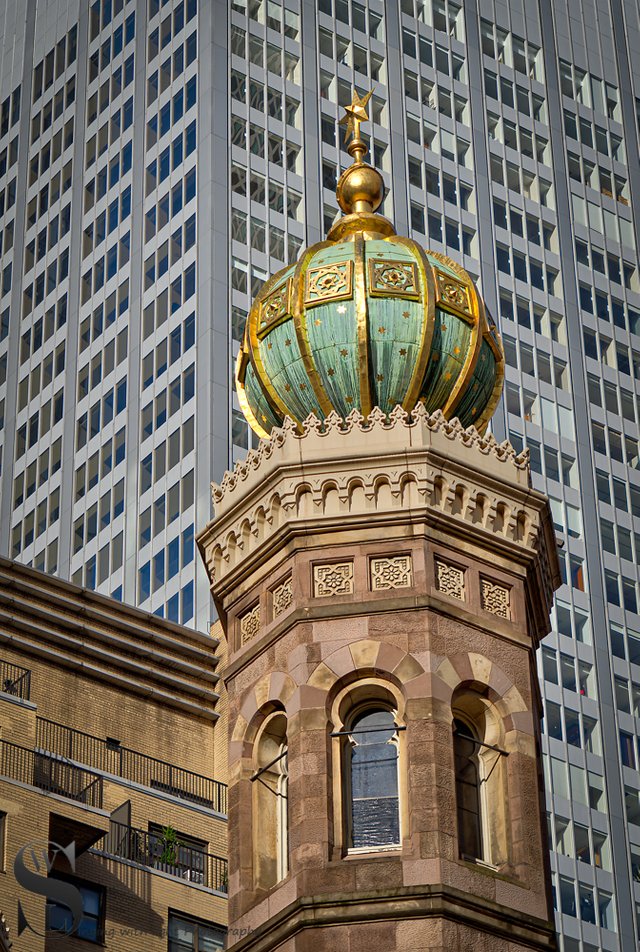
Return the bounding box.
[235,91,504,438]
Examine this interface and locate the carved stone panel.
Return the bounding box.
[370,555,413,591]
[240,603,261,644]
[435,559,465,600]
[313,562,354,597]
[481,579,510,619]
[272,576,293,617]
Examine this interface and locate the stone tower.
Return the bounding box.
[198,93,560,951]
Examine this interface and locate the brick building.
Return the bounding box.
[0,556,228,950]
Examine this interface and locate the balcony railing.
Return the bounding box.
[0,660,31,701]
[36,718,227,814]
[92,822,228,893]
[0,740,103,808]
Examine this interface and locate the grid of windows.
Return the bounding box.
[229,0,305,463]
[0,5,639,947]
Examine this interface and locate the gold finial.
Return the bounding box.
[335,88,385,219]
[339,88,373,162]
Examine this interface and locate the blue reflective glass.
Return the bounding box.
[173,89,183,122]
[174,1,184,33]
[186,76,196,110]
[185,120,196,155]
[174,45,184,76]
[172,180,183,215]
[107,245,118,279]
[170,327,181,362]
[182,524,194,565]
[167,593,179,622]
[116,380,127,413]
[139,562,151,600]
[181,581,193,623]
[184,312,195,349]
[186,31,196,64]
[124,54,134,86]
[168,537,180,577]
[160,102,171,137]
[125,12,135,43]
[121,186,131,220]
[113,25,123,55]
[172,135,183,168]
[108,199,118,232]
[184,263,195,301]
[122,141,132,173]
[103,389,114,424]
[185,168,196,202]
[160,147,170,181]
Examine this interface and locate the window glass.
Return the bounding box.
[454,718,482,860]
[168,914,225,951]
[348,709,400,850]
[47,880,103,943]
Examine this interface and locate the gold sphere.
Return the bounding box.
[336,162,384,214]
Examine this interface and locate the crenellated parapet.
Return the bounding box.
[197,405,559,644]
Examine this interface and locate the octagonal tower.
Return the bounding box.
[199,93,559,952]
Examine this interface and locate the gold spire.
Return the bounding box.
[339,88,373,163]
[335,88,385,219]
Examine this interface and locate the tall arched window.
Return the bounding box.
[346,708,400,851]
[453,717,483,861]
[252,712,289,889]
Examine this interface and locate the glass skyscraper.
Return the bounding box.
[0,0,639,948]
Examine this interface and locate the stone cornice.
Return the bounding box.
[210,406,531,514]
[226,884,557,952]
[197,407,561,633]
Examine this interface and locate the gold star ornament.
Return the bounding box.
[339,89,373,144]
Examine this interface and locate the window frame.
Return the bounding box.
[46,874,105,944]
[167,911,226,952]
[343,704,402,854]
[330,679,408,857]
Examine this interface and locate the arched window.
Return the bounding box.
[252,712,288,889]
[453,717,483,861]
[346,708,400,851]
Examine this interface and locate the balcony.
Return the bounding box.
[36,718,227,814]
[0,660,31,700]
[92,821,228,893]
[0,740,103,808]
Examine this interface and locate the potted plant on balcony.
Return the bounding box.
[157,825,182,871]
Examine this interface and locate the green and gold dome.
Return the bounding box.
[236,91,504,438]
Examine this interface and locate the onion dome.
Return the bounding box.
[236,90,504,438]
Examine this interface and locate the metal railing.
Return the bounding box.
[92,821,228,893]
[36,718,227,814]
[0,660,31,701]
[0,740,103,808]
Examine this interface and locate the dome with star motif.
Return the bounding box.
[236,93,504,438]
